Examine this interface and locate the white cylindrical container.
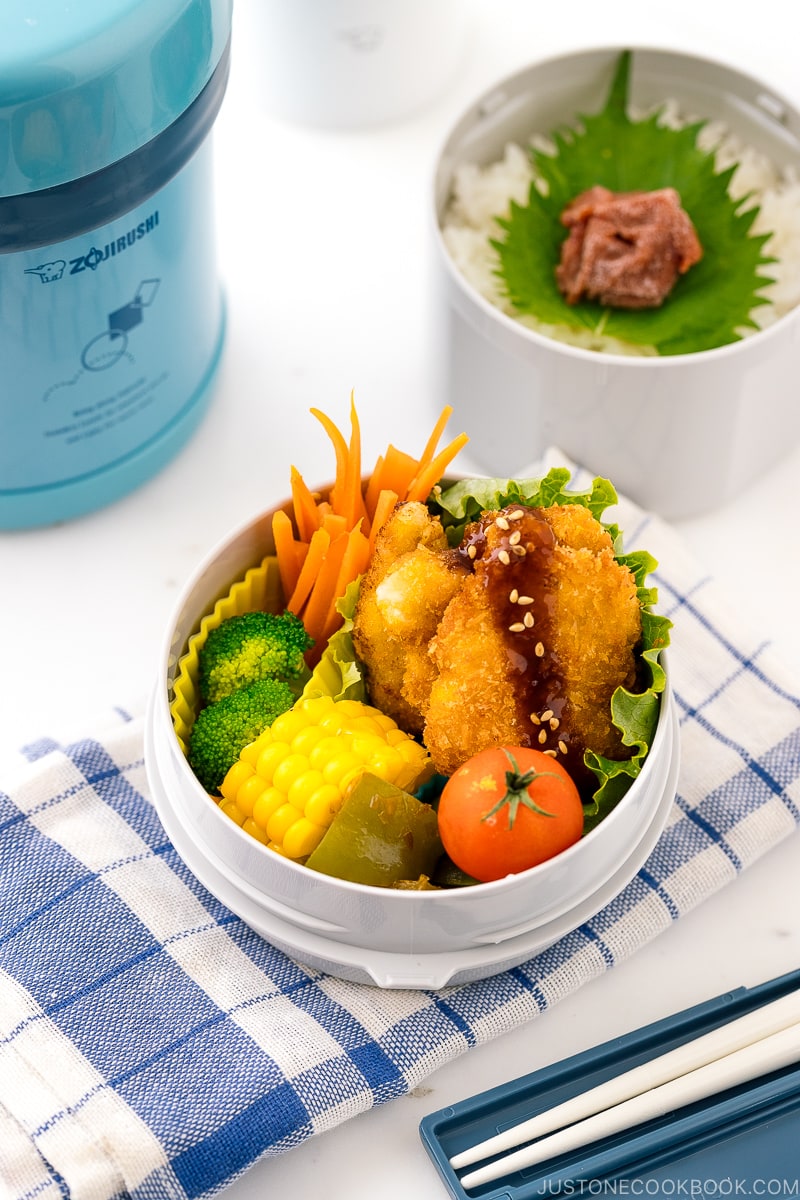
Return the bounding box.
[432,47,800,519]
[237,0,471,129]
[145,490,678,989]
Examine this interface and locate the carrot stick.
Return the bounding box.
[365,446,417,518]
[333,526,370,604]
[292,540,308,577]
[321,527,370,643]
[416,405,454,475]
[301,533,349,644]
[364,454,385,517]
[320,512,349,541]
[291,466,323,542]
[272,509,301,600]
[384,444,420,495]
[405,432,469,503]
[341,393,368,531]
[368,488,399,551]
[310,407,350,514]
[287,527,331,615]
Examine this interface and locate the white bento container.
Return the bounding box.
[432,46,800,519]
[145,487,679,989]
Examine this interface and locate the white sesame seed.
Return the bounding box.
[530,713,541,725]
[523,612,534,628]
[535,642,545,657]
[558,740,568,755]
[508,509,524,520]
[495,516,510,530]
[538,729,547,745]
[549,717,560,731]
[543,749,557,758]
[508,529,521,545]
[509,622,525,633]
[509,588,519,603]
[511,545,526,557]
[467,544,477,559]
[517,595,534,605]
[541,709,553,722]
[498,549,511,565]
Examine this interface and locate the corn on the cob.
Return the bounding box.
[217,695,433,859]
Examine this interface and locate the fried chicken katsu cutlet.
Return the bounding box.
[425,504,641,792]
[352,500,643,796]
[351,501,466,734]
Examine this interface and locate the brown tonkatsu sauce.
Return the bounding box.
[456,505,594,794]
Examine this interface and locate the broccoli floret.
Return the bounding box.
[199,610,314,703]
[188,678,295,793]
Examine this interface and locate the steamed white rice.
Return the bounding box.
[441,103,800,356]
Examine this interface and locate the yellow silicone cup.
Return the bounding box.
[170,556,285,757]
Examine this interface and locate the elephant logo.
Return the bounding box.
[24,260,66,283]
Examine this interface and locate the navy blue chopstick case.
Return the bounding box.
[421,968,800,1195]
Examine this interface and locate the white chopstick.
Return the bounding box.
[451,987,800,1185]
[460,1019,800,1188]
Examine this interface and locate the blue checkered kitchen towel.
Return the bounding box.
[2,459,800,1200]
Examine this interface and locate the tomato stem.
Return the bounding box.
[481,749,560,828]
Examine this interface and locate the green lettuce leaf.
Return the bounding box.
[493,50,775,355]
[301,577,367,703]
[433,470,619,543]
[432,468,672,820]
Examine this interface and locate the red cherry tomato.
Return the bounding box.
[437,746,584,882]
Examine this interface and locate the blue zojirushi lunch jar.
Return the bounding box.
[0,0,233,529]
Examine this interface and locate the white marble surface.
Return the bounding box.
[2,1,800,1195]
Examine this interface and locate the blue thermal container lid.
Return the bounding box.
[0,0,233,197]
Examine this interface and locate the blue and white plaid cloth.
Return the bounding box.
[2,457,799,1200]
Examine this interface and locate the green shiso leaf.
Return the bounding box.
[493,50,776,355]
[432,468,672,821]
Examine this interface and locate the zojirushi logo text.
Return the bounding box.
[70,211,159,273]
[23,212,160,284]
